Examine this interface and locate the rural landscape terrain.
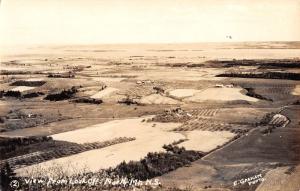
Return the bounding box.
[0,42,300,190]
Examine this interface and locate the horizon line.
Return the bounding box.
[1,40,300,47]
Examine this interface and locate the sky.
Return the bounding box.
[0,0,300,45]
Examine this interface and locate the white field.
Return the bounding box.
[51,117,180,143]
[10,86,35,92]
[0,100,6,106]
[168,89,200,99]
[16,117,184,175]
[139,94,180,105]
[92,77,125,82]
[292,85,300,95]
[78,86,103,96]
[78,86,101,91]
[25,78,44,82]
[0,66,27,71]
[90,87,118,99]
[178,130,235,152]
[185,87,258,102]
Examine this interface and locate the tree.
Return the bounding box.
[0,162,16,190]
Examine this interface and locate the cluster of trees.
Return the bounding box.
[118,96,139,105]
[44,87,78,101]
[0,90,44,99]
[208,59,300,69]
[259,112,276,126]
[217,72,300,81]
[112,145,203,180]
[150,108,191,123]
[257,112,279,134]
[10,80,46,87]
[48,72,75,78]
[22,92,45,99]
[2,91,22,98]
[72,97,103,104]
[0,163,16,191]
[244,88,272,101]
[292,100,300,105]
[0,70,31,75]
[0,136,52,160]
